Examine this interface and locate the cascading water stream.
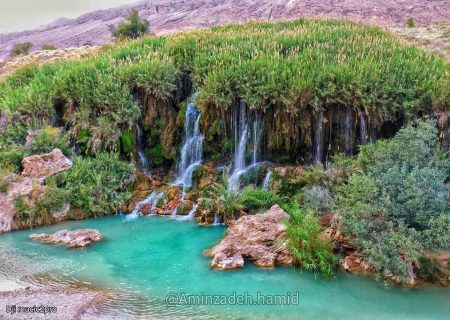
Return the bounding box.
[127,191,165,220]
[135,123,150,174]
[262,171,272,190]
[170,101,204,217]
[228,101,263,192]
[173,102,204,195]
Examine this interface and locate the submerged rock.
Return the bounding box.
[29,229,102,248]
[207,204,293,270]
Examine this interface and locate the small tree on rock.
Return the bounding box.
[109,10,149,40]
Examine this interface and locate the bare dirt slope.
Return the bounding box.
[0,0,449,60]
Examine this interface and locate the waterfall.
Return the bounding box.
[212,212,220,225]
[228,100,262,192]
[127,191,165,219]
[135,123,150,173]
[173,102,204,194]
[252,114,261,165]
[359,110,367,145]
[188,204,198,218]
[262,171,272,190]
[313,111,325,165]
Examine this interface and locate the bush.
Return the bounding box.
[11,42,33,56]
[109,10,149,40]
[286,203,336,278]
[14,184,68,228]
[27,126,72,156]
[302,186,335,212]
[41,45,57,51]
[55,153,135,216]
[416,256,443,282]
[406,17,416,28]
[338,120,450,283]
[0,145,29,173]
[239,187,281,212]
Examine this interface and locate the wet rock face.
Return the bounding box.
[21,148,72,180]
[29,229,102,248]
[207,204,293,270]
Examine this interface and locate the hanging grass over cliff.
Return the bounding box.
[0,19,449,153]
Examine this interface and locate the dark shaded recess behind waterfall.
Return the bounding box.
[130,72,449,170]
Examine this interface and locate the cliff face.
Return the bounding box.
[1,0,449,59]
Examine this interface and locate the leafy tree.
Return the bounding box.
[11,42,33,56]
[338,120,450,283]
[109,10,149,40]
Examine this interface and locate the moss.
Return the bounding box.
[120,129,134,154]
[147,145,164,166]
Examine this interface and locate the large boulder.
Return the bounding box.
[29,229,102,248]
[207,205,293,270]
[21,148,72,179]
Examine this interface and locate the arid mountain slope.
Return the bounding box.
[0,0,449,59]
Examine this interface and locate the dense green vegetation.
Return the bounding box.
[1,19,448,155]
[54,153,135,216]
[286,204,336,279]
[337,120,449,283]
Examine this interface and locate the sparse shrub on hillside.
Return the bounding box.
[109,9,150,40]
[41,44,57,51]
[10,42,33,56]
[406,17,416,28]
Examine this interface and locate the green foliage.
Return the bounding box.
[416,256,443,282]
[0,181,8,193]
[120,129,134,154]
[55,153,135,216]
[41,45,57,51]
[15,185,68,228]
[27,126,72,156]
[0,145,29,173]
[338,120,450,283]
[110,10,150,40]
[406,17,416,28]
[239,187,281,212]
[202,178,244,221]
[285,203,336,278]
[11,42,33,56]
[147,145,164,165]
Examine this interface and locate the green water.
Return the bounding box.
[0,215,449,319]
